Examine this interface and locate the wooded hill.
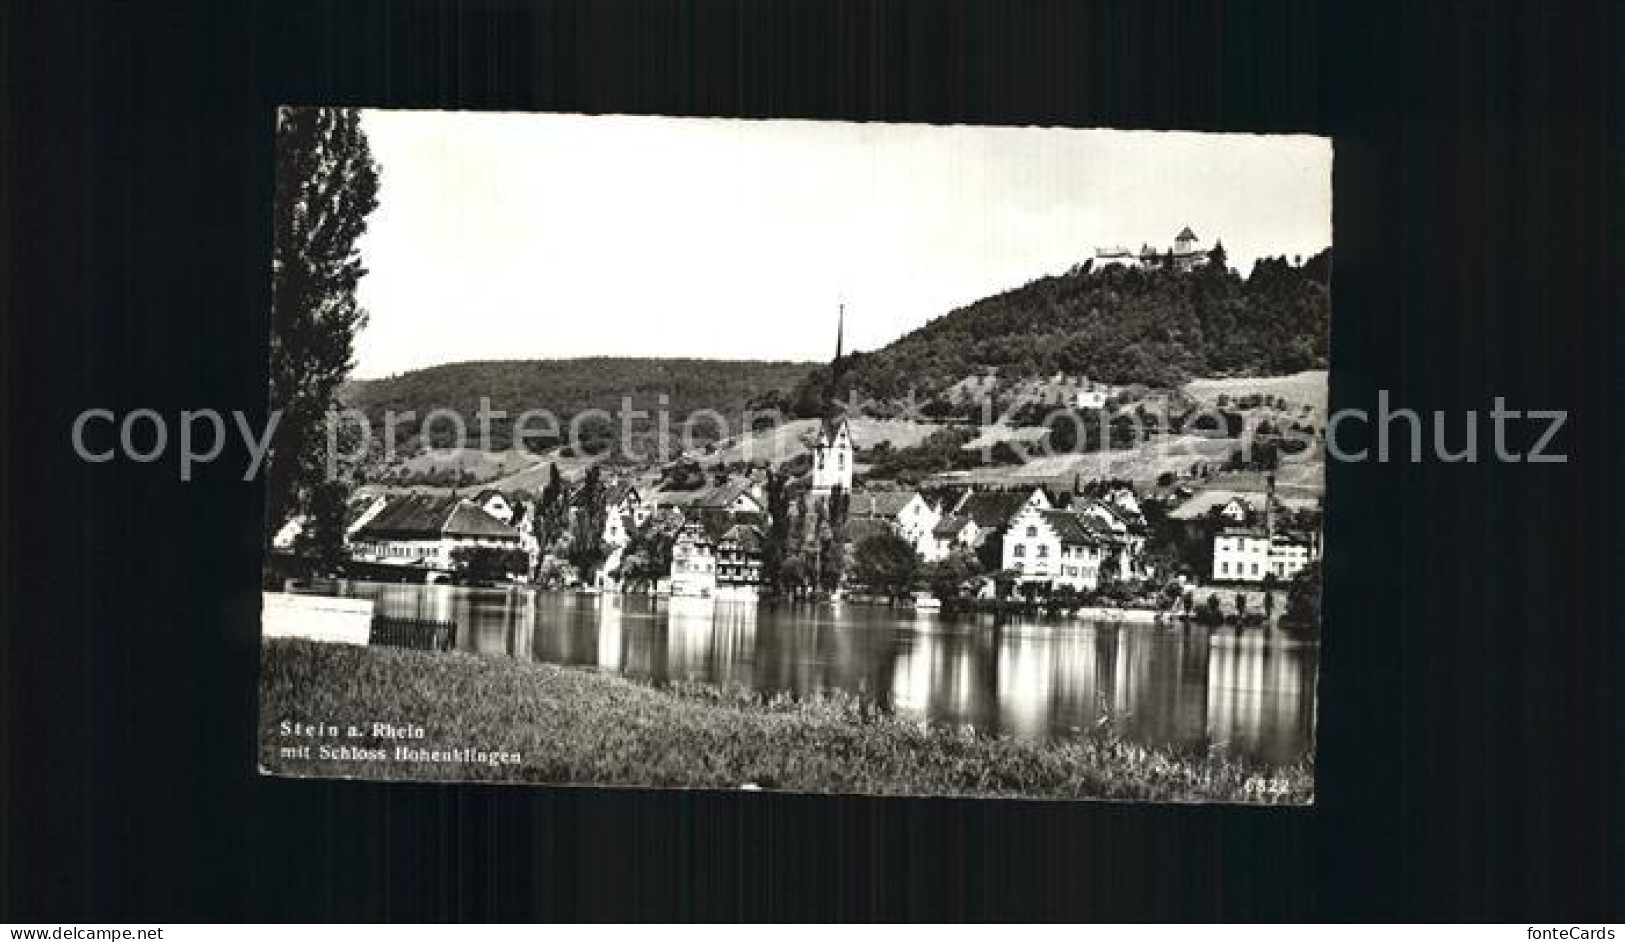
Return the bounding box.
[774,249,1331,415]
[341,358,815,453]
[343,250,1329,459]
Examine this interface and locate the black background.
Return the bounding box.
[2,0,1620,922]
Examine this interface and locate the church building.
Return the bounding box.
[810,302,855,496]
[810,416,853,495]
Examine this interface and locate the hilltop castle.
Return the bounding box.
[1093,225,1215,273]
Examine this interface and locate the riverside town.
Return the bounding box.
[259,109,1331,803]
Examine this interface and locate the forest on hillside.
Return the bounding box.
[770,249,1331,415]
[340,358,815,453]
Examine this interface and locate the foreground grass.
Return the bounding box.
[259,639,1312,803]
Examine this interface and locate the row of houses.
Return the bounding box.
[662,478,1153,598]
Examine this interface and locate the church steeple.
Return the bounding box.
[826,300,846,418]
[834,301,844,364]
[811,300,855,496]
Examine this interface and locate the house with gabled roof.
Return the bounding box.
[715,523,766,595]
[923,514,981,563]
[350,493,525,574]
[1001,504,1111,592]
[669,520,718,598]
[948,486,1052,568]
[849,487,941,557]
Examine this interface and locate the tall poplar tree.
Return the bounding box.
[265,108,380,546]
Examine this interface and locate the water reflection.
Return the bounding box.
[336,583,1317,765]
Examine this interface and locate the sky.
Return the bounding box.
[351,110,1331,378]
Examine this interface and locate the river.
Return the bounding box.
[329,582,1318,766]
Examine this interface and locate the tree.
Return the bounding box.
[531,463,568,577]
[849,532,921,603]
[760,469,793,592]
[566,466,609,585]
[1261,571,1279,619]
[1283,561,1323,628]
[265,108,380,547]
[451,546,528,583]
[924,548,983,602]
[1207,239,1229,275]
[293,480,350,573]
[618,514,682,592]
[1235,592,1248,617]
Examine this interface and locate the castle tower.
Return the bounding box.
[1175,226,1198,255]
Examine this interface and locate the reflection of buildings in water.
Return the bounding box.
[595,596,625,672]
[504,590,535,661]
[460,588,531,658]
[890,625,993,731]
[1106,627,1212,750]
[665,599,758,687]
[529,593,604,666]
[374,581,457,625]
[1205,634,1315,764]
[995,627,1106,740]
[748,612,827,698]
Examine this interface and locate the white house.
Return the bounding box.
[1212,528,1317,583]
[1000,505,1110,592]
[923,514,981,563]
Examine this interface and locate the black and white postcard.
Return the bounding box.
[259,109,1330,803]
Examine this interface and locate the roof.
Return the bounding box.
[932,514,973,539]
[693,478,761,511]
[956,490,1037,529]
[473,489,506,504]
[604,481,639,508]
[1086,498,1147,533]
[1038,509,1096,545]
[817,415,852,447]
[343,493,387,530]
[1177,226,1198,241]
[444,502,523,539]
[354,494,520,542]
[849,489,919,518]
[718,524,765,553]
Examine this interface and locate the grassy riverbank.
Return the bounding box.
[258,639,1312,803]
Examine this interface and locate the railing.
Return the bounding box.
[369,615,458,652]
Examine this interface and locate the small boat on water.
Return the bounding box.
[910,591,942,611]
